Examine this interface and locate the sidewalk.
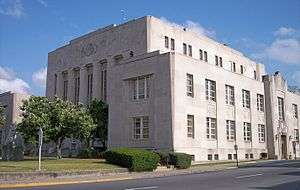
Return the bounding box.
[0,159,267,189]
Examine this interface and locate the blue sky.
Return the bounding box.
[0,0,299,95]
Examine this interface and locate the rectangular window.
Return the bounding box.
[87,73,93,105]
[293,104,298,119]
[242,90,251,108]
[240,65,244,74]
[243,122,251,142]
[74,70,80,104]
[204,51,208,62]
[62,72,68,101]
[258,124,265,142]
[214,154,219,160]
[199,49,203,60]
[215,55,218,66]
[187,115,194,138]
[133,116,149,139]
[208,154,213,160]
[228,154,232,160]
[54,74,57,95]
[183,43,187,55]
[225,85,235,105]
[257,94,264,112]
[278,97,284,121]
[245,154,249,159]
[219,57,223,67]
[205,79,216,102]
[164,36,169,48]
[206,117,217,139]
[186,74,194,97]
[171,38,175,50]
[294,129,299,141]
[101,64,107,101]
[226,120,235,141]
[133,76,150,100]
[254,70,257,80]
[188,45,192,57]
[231,62,236,72]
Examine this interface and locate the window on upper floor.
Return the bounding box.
[183,43,187,55]
[206,117,217,139]
[292,104,298,119]
[204,51,208,62]
[240,65,244,74]
[242,89,251,108]
[294,129,299,141]
[133,76,150,100]
[278,97,284,121]
[54,74,57,96]
[74,69,80,104]
[101,64,107,102]
[199,49,203,60]
[187,115,194,138]
[188,45,192,57]
[62,72,68,101]
[258,124,265,142]
[215,55,218,66]
[133,116,149,139]
[164,36,169,48]
[257,94,264,112]
[87,72,93,105]
[225,85,235,106]
[171,38,175,50]
[231,62,236,72]
[215,56,223,67]
[186,74,194,97]
[243,122,251,142]
[254,70,257,80]
[226,120,235,141]
[219,57,223,67]
[206,79,216,102]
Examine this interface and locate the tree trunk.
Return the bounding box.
[56,138,62,159]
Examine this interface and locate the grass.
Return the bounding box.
[0,157,122,172]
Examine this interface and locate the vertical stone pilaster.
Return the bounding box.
[79,67,87,105]
[56,72,63,100]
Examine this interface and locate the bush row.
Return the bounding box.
[156,151,192,169]
[77,148,104,159]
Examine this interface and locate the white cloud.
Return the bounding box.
[0,66,30,94]
[160,17,216,39]
[36,0,47,7]
[274,27,296,37]
[32,67,47,87]
[292,71,300,86]
[0,0,24,18]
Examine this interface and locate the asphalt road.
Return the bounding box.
[10,160,300,190]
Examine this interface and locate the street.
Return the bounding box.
[9,160,300,190]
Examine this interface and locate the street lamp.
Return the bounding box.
[38,127,43,171]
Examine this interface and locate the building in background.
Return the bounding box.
[46,16,300,161]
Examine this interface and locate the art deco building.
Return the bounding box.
[46,16,300,161]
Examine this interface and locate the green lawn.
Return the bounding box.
[0,158,122,172]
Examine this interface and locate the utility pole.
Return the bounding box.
[234,144,239,167]
[38,127,43,171]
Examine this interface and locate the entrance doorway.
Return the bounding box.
[281,135,287,159]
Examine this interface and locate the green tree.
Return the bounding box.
[89,99,108,150]
[0,103,5,128]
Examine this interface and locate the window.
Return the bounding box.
[74,70,80,104]
[186,74,194,97]
[208,154,213,160]
[293,104,298,119]
[278,97,284,121]
[231,62,236,72]
[294,129,299,141]
[215,55,218,66]
[101,64,107,101]
[245,154,249,159]
[242,90,251,108]
[171,38,175,50]
[206,117,217,139]
[188,45,192,57]
[228,154,232,160]
[258,124,265,142]
[254,70,257,80]
[133,116,149,139]
[257,94,264,112]
[133,76,150,100]
[164,36,169,48]
[87,72,93,105]
[62,72,68,101]
[243,122,251,142]
[225,85,235,105]
[226,120,235,141]
[199,49,203,60]
[219,57,223,67]
[250,153,253,159]
[187,115,194,138]
[54,74,57,95]
[183,43,187,55]
[214,154,219,160]
[240,65,244,74]
[204,51,208,62]
[205,79,216,101]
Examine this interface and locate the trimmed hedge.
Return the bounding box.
[169,152,192,169]
[104,148,160,172]
[155,151,170,166]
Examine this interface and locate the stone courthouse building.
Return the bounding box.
[46,16,300,161]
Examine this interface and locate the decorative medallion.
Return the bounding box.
[81,43,97,57]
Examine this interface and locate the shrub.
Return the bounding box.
[104,148,160,172]
[155,151,170,166]
[77,148,103,159]
[169,152,192,169]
